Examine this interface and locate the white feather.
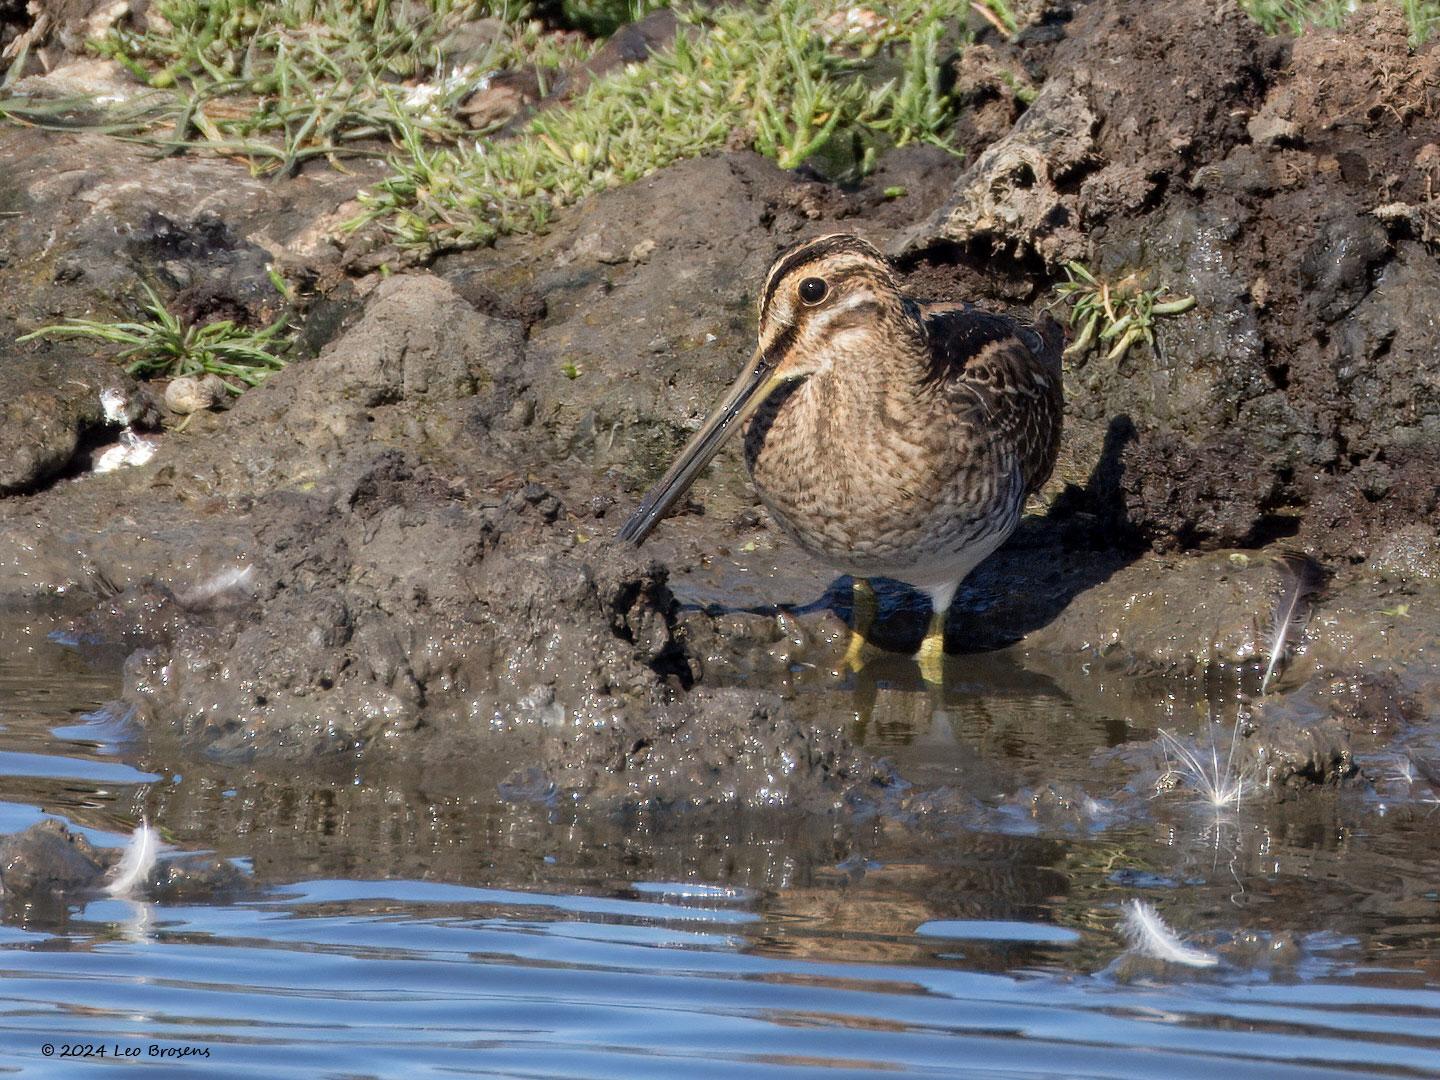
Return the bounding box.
[104,819,159,897]
[1119,900,1218,968]
[1260,552,1324,695]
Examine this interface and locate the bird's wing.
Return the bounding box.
[917,301,1065,496]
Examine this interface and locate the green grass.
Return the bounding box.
[1242,0,1439,41]
[18,283,293,388]
[7,1,973,249]
[89,1,597,176]
[0,91,168,133]
[355,0,971,251]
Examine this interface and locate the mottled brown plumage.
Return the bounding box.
[619,234,1063,678]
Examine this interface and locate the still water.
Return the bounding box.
[1,615,1439,1079]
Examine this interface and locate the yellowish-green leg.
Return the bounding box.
[916,608,947,685]
[839,577,877,674]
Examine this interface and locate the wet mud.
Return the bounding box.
[0,0,1435,845]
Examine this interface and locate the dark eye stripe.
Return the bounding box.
[762,235,887,314]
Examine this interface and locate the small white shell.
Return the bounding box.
[164,374,230,414]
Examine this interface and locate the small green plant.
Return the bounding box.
[1054,261,1196,363]
[18,283,292,388]
[750,16,869,171]
[859,15,963,155]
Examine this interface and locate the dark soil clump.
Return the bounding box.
[907,0,1440,559]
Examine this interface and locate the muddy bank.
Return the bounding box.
[0,1,1435,821]
[0,121,370,495]
[906,1,1440,558]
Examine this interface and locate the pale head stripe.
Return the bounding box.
[761,234,889,315]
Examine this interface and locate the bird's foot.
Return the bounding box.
[837,577,877,675]
[839,629,869,674]
[916,610,947,686]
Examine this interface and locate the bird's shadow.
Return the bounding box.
[699,415,1143,657]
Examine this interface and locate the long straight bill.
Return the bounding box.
[618,347,781,544]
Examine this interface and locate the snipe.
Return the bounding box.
[618,234,1063,682]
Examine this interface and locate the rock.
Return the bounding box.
[22,0,131,60]
[458,68,540,130]
[0,351,152,493]
[319,273,518,406]
[897,74,1097,265]
[0,820,105,900]
[92,428,158,473]
[117,456,694,768]
[949,43,1039,159]
[10,57,143,101]
[0,816,256,911]
[57,582,190,651]
[1248,699,1355,791]
[1246,113,1297,145]
[548,9,678,101]
[899,0,1276,263]
[436,16,508,63]
[156,273,526,497]
[0,124,360,337]
[151,853,256,902]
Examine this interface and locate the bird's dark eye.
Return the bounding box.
[798,277,828,305]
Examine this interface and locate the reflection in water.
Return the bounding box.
[0,616,1439,1077]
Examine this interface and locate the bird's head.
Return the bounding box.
[618,234,901,545]
[754,234,906,383]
